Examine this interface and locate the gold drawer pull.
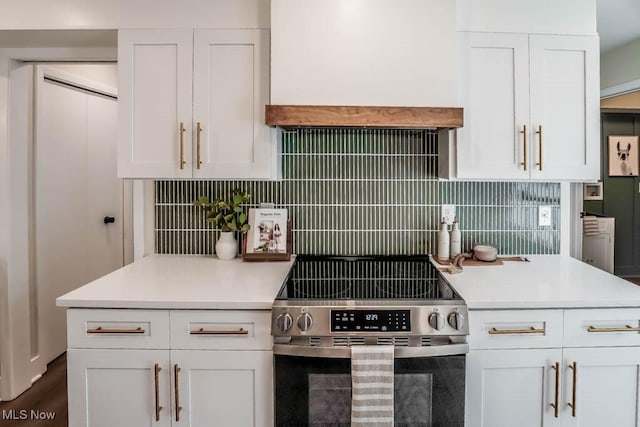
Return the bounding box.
[87,326,145,334]
[179,122,186,169]
[190,327,248,335]
[535,125,543,171]
[174,364,183,422]
[587,325,640,333]
[488,326,545,335]
[520,124,527,171]
[154,363,163,421]
[549,362,559,418]
[196,121,202,169]
[567,361,577,417]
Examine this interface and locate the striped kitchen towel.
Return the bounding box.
[351,345,394,427]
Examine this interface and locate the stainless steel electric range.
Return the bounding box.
[271,255,468,426]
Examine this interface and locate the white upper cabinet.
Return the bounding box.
[457,32,600,180]
[456,0,597,35]
[118,30,193,179]
[271,0,457,107]
[118,29,277,179]
[528,35,599,180]
[193,30,273,179]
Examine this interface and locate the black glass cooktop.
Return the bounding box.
[275,255,461,301]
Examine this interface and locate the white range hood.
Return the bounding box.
[270,0,458,109]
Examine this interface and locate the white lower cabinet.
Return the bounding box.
[66,309,274,427]
[465,308,640,427]
[67,349,171,427]
[466,309,640,427]
[466,349,563,427]
[561,347,640,427]
[172,350,273,427]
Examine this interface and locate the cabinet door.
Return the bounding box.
[193,29,274,179]
[118,29,193,178]
[582,234,614,273]
[67,349,171,427]
[457,32,530,179]
[466,349,563,427]
[529,35,600,181]
[172,350,273,427]
[562,347,640,427]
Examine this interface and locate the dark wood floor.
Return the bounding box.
[0,353,67,427]
[626,277,640,286]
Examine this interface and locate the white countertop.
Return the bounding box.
[440,255,640,309]
[57,254,640,312]
[56,255,295,310]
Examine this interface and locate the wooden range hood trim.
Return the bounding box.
[265,105,463,129]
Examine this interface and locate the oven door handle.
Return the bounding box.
[273,343,469,358]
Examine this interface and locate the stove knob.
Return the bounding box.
[428,312,445,331]
[448,312,465,330]
[297,313,314,332]
[276,313,293,332]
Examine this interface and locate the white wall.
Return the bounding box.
[0,0,269,30]
[0,53,11,400]
[601,38,640,93]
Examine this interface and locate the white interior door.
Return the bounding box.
[35,65,123,365]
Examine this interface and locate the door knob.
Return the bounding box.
[103,216,115,224]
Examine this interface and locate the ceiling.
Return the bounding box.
[0,4,637,54]
[597,0,640,53]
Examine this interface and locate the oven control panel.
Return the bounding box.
[331,310,411,332]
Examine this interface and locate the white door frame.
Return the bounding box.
[0,46,136,401]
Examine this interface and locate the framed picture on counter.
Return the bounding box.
[245,208,288,254]
[608,135,639,176]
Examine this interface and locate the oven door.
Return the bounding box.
[274,353,465,426]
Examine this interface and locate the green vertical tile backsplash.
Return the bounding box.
[155,129,560,255]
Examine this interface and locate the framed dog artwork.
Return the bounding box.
[608,135,639,176]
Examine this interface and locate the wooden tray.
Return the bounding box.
[242,220,293,262]
[433,256,503,266]
[433,256,530,266]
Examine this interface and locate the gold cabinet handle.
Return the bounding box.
[174,364,182,422]
[535,125,542,170]
[488,326,545,335]
[549,362,559,418]
[520,124,527,171]
[587,325,640,333]
[154,364,163,422]
[190,327,248,335]
[196,121,202,169]
[567,361,577,417]
[179,122,186,169]
[86,326,145,334]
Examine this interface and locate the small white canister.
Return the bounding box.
[450,217,461,258]
[437,218,450,260]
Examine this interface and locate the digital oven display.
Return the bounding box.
[330,310,411,332]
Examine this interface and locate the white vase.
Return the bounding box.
[215,232,238,260]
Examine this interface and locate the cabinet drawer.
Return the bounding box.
[67,309,170,349]
[563,308,640,347]
[468,309,563,350]
[170,310,272,350]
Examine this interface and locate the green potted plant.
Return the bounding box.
[194,189,251,260]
